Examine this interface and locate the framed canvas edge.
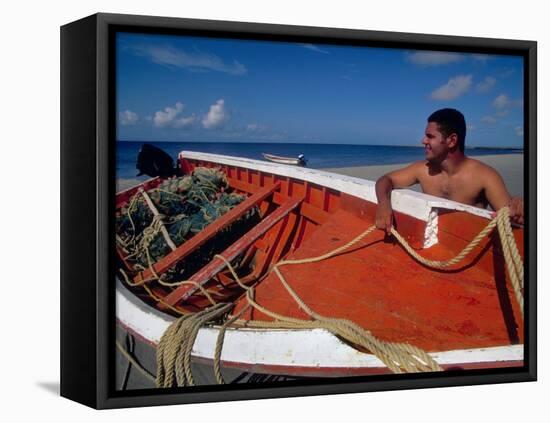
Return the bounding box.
[60,13,99,409]
[525,41,537,382]
[62,12,538,409]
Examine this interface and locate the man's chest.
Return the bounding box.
[419,173,484,204]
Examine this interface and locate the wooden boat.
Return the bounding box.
[262,152,306,166]
[116,151,524,379]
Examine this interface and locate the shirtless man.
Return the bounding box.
[375,108,524,234]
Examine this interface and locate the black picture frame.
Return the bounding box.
[60,12,537,409]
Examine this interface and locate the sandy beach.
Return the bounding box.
[323,154,524,197]
[117,177,148,192]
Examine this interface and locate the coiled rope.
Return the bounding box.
[155,302,233,388]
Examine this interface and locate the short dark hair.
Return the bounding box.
[428,108,466,152]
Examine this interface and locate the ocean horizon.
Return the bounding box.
[116,140,523,180]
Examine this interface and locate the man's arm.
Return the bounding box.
[375,162,421,234]
[483,167,524,225]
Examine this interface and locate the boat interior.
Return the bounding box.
[115,156,524,354]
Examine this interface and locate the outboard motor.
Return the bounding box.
[136,143,180,177]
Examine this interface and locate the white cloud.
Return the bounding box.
[492,94,523,111]
[481,116,497,124]
[476,76,496,93]
[430,74,472,100]
[467,124,476,131]
[202,99,228,129]
[301,43,330,54]
[153,102,196,129]
[132,45,247,75]
[515,126,524,137]
[119,110,139,126]
[407,51,464,66]
[172,115,196,128]
[492,94,511,109]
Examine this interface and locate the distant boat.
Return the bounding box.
[262,153,306,166]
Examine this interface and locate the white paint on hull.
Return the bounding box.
[116,279,523,370]
[423,209,439,248]
[192,327,523,369]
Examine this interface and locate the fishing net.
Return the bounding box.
[116,167,260,282]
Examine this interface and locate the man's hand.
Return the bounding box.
[375,166,419,237]
[375,202,394,235]
[490,197,524,225]
[482,167,524,225]
[509,197,524,225]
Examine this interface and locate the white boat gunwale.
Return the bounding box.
[116,279,523,372]
[179,150,493,222]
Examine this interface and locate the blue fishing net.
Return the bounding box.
[116,167,260,279]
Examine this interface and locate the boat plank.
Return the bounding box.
[132,182,280,284]
[160,195,304,307]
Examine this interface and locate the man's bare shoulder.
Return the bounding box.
[463,157,512,210]
[402,160,429,172]
[408,160,431,174]
[385,160,425,175]
[382,160,427,188]
[463,157,502,178]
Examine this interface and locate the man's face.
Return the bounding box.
[422,122,449,163]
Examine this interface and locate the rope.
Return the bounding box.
[115,339,156,384]
[139,214,168,252]
[391,218,497,269]
[215,254,442,375]
[390,207,523,313]
[495,208,524,314]
[118,188,237,309]
[120,333,134,390]
[132,204,523,386]
[118,190,178,263]
[213,207,522,379]
[156,303,232,388]
[140,188,178,251]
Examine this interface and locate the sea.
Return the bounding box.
[116,141,522,180]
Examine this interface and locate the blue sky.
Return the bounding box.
[116,32,524,147]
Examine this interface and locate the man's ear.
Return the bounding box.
[446,133,458,150]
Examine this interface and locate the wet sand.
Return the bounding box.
[322,154,524,197]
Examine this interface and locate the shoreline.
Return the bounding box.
[117,153,524,198]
